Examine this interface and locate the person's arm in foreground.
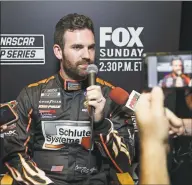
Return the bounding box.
[135,87,170,185]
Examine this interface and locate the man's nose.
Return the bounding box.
[82,48,90,60]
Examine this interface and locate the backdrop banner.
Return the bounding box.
[1,1,182,102]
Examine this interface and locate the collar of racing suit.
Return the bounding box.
[171,72,187,79]
[170,72,191,84]
[58,70,88,91]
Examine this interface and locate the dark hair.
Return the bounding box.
[54,13,95,49]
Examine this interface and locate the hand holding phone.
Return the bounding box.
[143,51,192,89]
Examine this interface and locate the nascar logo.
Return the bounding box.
[0,34,45,65]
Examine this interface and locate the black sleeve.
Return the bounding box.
[93,89,135,174]
[3,87,53,184]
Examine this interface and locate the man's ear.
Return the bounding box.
[53,44,62,60]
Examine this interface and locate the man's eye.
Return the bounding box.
[72,45,83,50]
[89,46,95,50]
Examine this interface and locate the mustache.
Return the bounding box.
[76,60,91,65]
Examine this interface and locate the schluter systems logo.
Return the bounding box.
[99,27,144,72]
[0,34,45,65]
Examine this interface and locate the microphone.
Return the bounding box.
[86,64,99,86]
[109,87,130,117]
[86,64,99,117]
[109,87,140,132]
[86,64,98,168]
[109,87,141,112]
[109,87,129,105]
[176,70,182,76]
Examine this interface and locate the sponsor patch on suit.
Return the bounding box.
[40,88,61,98]
[41,120,92,150]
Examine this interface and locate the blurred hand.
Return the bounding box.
[135,87,169,144]
[0,125,8,133]
[86,85,106,122]
[165,108,185,137]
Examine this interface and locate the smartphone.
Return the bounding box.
[143,51,192,89]
[0,104,18,126]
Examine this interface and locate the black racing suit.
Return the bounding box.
[3,72,135,185]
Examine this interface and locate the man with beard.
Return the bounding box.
[159,57,191,88]
[2,14,134,185]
